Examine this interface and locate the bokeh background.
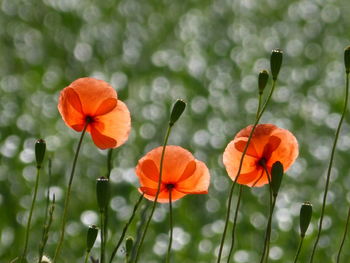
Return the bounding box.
[1,0,350,262]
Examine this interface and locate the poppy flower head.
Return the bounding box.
[223,124,298,187]
[58,77,131,149]
[136,146,210,203]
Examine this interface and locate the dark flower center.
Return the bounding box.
[166,183,175,190]
[86,115,94,123]
[257,157,267,167]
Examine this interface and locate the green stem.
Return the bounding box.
[100,211,105,263]
[294,237,304,263]
[104,149,113,260]
[38,195,55,263]
[134,125,173,263]
[109,194,144,263]
[217,80,277,262]
[336,206,350,263]
[21,167,41,263]
[53,122,89,262]
[166,189,173,263]
[84,251,90,263]
[226,185,243,263]
[309,72,349,263]
[259,164,274,263]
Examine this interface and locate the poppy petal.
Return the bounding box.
[176,160,210,194]
[262,136,281,160]
[140,159,159,182]
[223,139,259,177]
[94,98,118,116]
[234,139,259,158]
[267,129,299,171]
[68,78,118,116]
[58,87,85,131]
[177,160,196,182]
[93,100,131,148]
[90,126,117,149]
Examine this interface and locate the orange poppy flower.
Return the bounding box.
[136,146,210,203]
[58,77,131,149]
[223,124,298,187]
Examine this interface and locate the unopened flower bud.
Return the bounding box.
[258,70,269,95]
[35,139,46,169]
[125,236,134,257]
[300,202,312,237]
[270,161,284,197]
[169,99,186,126]
[344,46,350,73]
[86,225,98,252]
[270,49,283,80]
[96,177,110,212]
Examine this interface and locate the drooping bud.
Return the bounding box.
[169,99,186,126]
[300,202,313,237]
[86,225,99,252]
[125,236,134,257]
[270,161,284,197]
[96,177,110,212]
[344,46,350,73]
[258,70,269,95]
[270,49,283,80]
[35,139,46,169]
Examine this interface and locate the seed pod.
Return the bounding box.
[96,177,110,212]
[270,49,283,80]
[86,225,98,252]
[344,46,350,73]
[270,161,284,197]
[35,139,46,168]
[300,202,313,237]
[169,99,186,126]
[258,70,269,95]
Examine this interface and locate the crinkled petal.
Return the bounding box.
[90,126,117,149]
[58,87,85,131]
[93,100,131,148]
[68,77,118,116]
[176,160,210,194]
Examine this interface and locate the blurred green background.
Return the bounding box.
[1,0,350,262]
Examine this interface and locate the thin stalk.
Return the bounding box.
[336,206,350,263]
[103,149,113,261]
[309,73,349,263]
[21,167,41,263]
[38,195,55,263]
[53,122,89,262]
[217,80,277,262]
[109,194,144,263]
[294,237,304,263]
[100,211,105,263]
[226,185,244,262]
[259,163,274,263]
[134,125,173,263]
[166,190,173,263]
[84,252,90,263]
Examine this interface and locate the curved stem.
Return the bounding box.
[217,80,277,262]
[21,167,41,263]
[53,122,88,262]
[134,125,172,263]
[294,237,304,263]
[166,190,173,263]
[109,194,144,263]
[309,72,349,262]
[336,206,350,263]
[226,185,244,262]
